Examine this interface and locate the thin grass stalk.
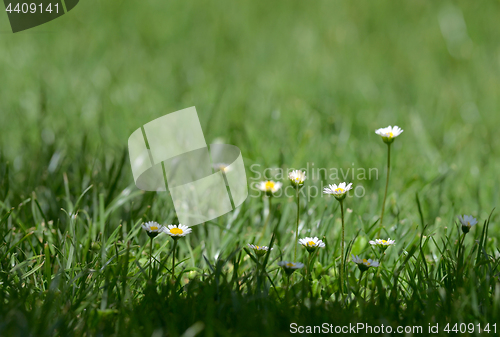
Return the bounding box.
[380,143,391,231]
[307,251,314,282]
[294,189,300,262]
[374,251,384,281]
[149,237,153,280]
[457,232,466,278]
[364,272,368,301]
[340,199,345,294]
[172,239,178,277]
[357,270,364,296]
[258,197,272,244]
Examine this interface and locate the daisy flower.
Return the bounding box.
[247,244,273,257]
[256,180,282,196]
[213,163,231,173]
[458,215,478,234]
[141,221,165,238]
[290,171,307,261]
[163,224,192,239]
[375,125,403,144]
[298,237,326,253]
[278,261,304,276]
[164,224,192,276]
[352,255,379,272]
[324,181,352,293]
[323,182,353,201]
[369,238,396,251]
[288,170,306,189]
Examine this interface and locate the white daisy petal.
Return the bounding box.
[142,221,165,238]
[164,224,192,238]
[352,254,379,271]
[288,170,307,188]
[247,243,273,257]
[298,237,326,252]
[257,180,282,195]
[278,261,305,273]
[323,181,353,201]
[458,214,478,234]
[375,125,404,143]
[369,238,396,250]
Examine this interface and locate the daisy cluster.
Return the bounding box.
[142,222,192,239]
[142,124,481,288]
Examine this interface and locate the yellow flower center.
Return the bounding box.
[265,181,275,190]
[255,246,260,249]
[467,222,470,226]
[150,226,158,231]
[335,188,344,194]
[295,177,300,181]
[366,262,371,266]
[307,241,316,246]
[381,240,387,243]
[170,228,183,235]
[286,263,294,267]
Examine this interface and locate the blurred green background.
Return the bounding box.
[1,0,500,224]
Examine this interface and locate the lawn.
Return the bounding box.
[1,1,500,336]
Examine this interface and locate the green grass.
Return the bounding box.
[1,0,500,336]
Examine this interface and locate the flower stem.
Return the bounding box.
[375,251,385,280]
[380,143,391,232]
[307,251,314,282]
[285,275,291,301]
[457,233,466,275]
[364,271,368,301]
[258,197,272,244]
[294,189,300,262]
[172,239,177,278]
[149,237,153,280]
[358,270,365,300]
[340,200,345,294]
